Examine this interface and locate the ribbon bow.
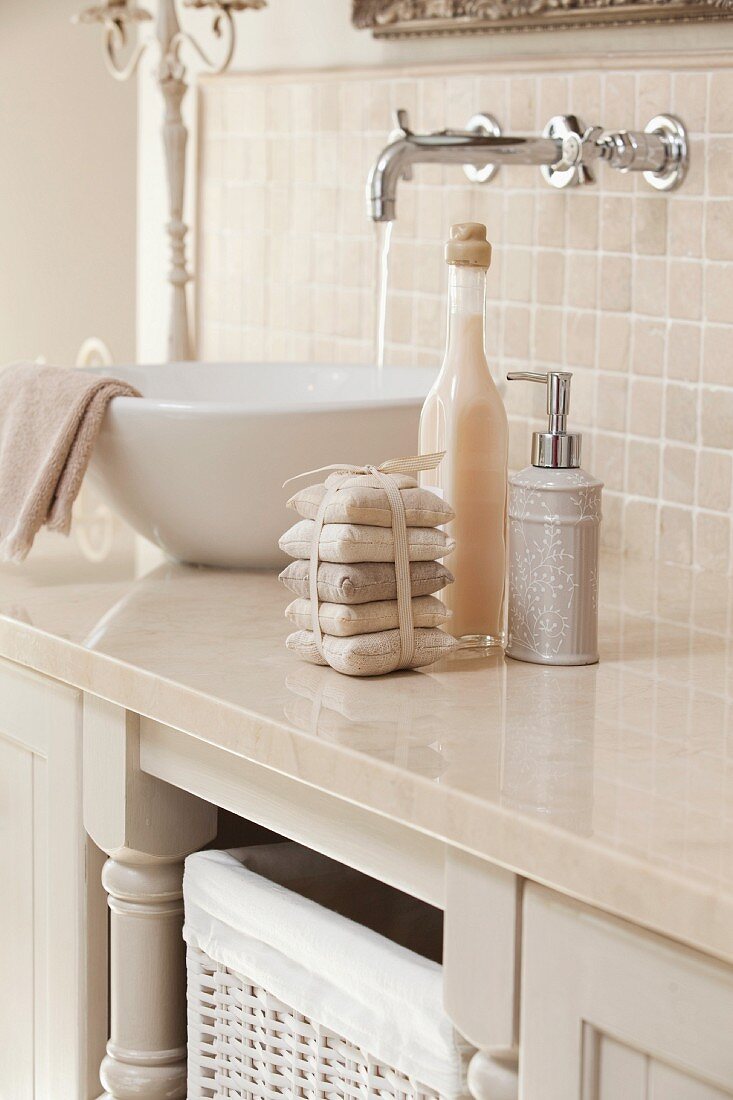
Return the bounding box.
[285,453,445,672]
[282,451,445,489]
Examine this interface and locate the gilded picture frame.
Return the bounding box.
[352,0,733,37]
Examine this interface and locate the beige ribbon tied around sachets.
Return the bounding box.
[284,453,445,671]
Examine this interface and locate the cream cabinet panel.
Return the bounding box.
[521,884,733,1100]
[594,1033,647,1100]
[588,1031,733,1100]
[0,659,107,1100]
[0,735,35,1099]
[648,1061,733,1099]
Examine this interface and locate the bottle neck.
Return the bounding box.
[445,264,488,358]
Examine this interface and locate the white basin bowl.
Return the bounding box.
[84,362,432,568]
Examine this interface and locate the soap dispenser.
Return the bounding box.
[505,371,602,666]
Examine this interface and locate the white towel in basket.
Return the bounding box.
[183,845,472,1098]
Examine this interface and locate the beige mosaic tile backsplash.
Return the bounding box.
[197,61,733,572]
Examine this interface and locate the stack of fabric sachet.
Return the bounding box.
[279,456,458,676]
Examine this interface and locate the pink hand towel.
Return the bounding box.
[0,362,141,562]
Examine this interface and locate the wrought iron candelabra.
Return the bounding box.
[75,0,266,360]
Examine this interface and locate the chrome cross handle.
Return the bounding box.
[559,115,688,192]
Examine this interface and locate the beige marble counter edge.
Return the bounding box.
[1,612,730,966]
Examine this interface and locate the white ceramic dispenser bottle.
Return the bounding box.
[419,223,508,647]
[505,370,603,666]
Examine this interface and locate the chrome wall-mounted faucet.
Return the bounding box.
[366,110,688,222]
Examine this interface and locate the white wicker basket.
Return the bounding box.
[187,944,445,1099]
[184,845,472,1100]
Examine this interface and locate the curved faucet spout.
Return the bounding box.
[366,129,564,222]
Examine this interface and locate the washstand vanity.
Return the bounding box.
[1,550,731,1100]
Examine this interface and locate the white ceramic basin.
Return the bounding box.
[84,362,431,568]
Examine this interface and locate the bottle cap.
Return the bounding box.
[506,370,582,469]
[445,223,492,268]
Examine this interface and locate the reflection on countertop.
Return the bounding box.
[0,543,731,960]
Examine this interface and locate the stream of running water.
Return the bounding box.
[373,220,393,372]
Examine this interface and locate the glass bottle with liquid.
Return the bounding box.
[419,223,508,647]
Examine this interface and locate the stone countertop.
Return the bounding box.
[0,543,731,962]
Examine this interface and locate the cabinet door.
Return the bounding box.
[521,884,733,1100]
[0,660,107,1100]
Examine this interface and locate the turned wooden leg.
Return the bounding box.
[100,857,188,1100]
[443,850,521,1100]
[83,697,217,1100]
[467,1050,519,1100]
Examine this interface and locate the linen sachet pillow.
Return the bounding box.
[280,520,455,564]
[286,627,459,676]
[288,480,454,529]
[285,595,450,637]
[279,559,454,605]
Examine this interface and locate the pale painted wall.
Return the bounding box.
[0,0,137,366]
[137,0,733,363]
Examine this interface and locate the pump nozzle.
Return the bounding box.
[507,370,581,469]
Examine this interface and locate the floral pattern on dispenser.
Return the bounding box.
[507,468,602,666]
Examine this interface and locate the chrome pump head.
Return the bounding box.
[507,370,582,470]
